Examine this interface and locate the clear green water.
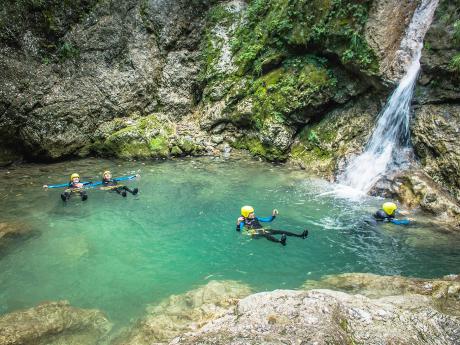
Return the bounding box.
[1,157,459,328]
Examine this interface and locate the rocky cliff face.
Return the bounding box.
[0,0,459,222]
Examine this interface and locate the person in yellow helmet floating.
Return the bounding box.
[99,170,139,197]
[373,202,412,225]
[237,206,308,246]
[43,173,90,202]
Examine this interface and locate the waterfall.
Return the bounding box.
[337,0,439,195]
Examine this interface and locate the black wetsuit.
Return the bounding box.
[373,209,395,222]
[236,215,307,244]
[102,178,138,197]
[61,182,88,201]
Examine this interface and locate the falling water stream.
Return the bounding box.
[338,0,439,195]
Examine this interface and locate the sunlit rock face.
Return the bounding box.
[171,288,460,345]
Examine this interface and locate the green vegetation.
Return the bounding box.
[230,0,378,76]
[450,53,460,72]
[246,55,337,128]
[198,0,378,161]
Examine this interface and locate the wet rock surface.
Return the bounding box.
[0,301,112,345]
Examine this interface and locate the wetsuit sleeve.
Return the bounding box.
[256,215,276,222]
[236,221,244,232]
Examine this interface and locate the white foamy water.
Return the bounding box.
[337,0,439,196]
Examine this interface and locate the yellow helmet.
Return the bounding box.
[103,170,111,176]
[382,202,397,215]
[70,173,80,181]
[241,205,254,218]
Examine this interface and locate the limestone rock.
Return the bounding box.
[112,280,252,345]
[365,0,420,81]
[173,288,460,345]
[0,301,112,345]
[303,272,460,316]
[411,104,460,202]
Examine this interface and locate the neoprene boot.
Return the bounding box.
[280,234,287,246]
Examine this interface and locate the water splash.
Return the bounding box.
[338,0,439,196]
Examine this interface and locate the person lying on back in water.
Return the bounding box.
[236,206,308,246]
[60,173,88,202]
[373,202,413,225]
[100,170,138,197]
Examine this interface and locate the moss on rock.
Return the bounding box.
[91,114,174,159]
[232,136,286,161]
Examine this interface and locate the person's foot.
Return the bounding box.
[132,188,139,195]
[280,234,287,246]
[81,194,88,201]
[302,229,309,239]
[122,191,127,197]
[61,194,67,202]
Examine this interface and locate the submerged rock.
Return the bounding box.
[172,288,460,345]
[0,222,35,252]
[0,301,112,345]
[112,280,251,345]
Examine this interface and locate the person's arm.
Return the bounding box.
[236,217,244,231]
[257,209,279,222]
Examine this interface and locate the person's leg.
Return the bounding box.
[255,230,287,245]
[80,190,88,201]
[123,186,138,195]
[268,229,308,238]
[61,191,71,202]
[115,187,127,197]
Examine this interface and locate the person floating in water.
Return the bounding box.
[373,202,413,225]
[236,206,308,246]
[42,173,89,202]
[99,170,139,197]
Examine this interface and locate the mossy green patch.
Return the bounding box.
[149,137,170,158]
[230,0,378,76]
[92,114,175,159]
[232,136,286,161]
[245,56,337,128]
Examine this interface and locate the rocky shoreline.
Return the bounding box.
[1,274,459,345]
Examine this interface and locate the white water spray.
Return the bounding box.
[337,0,439,195]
